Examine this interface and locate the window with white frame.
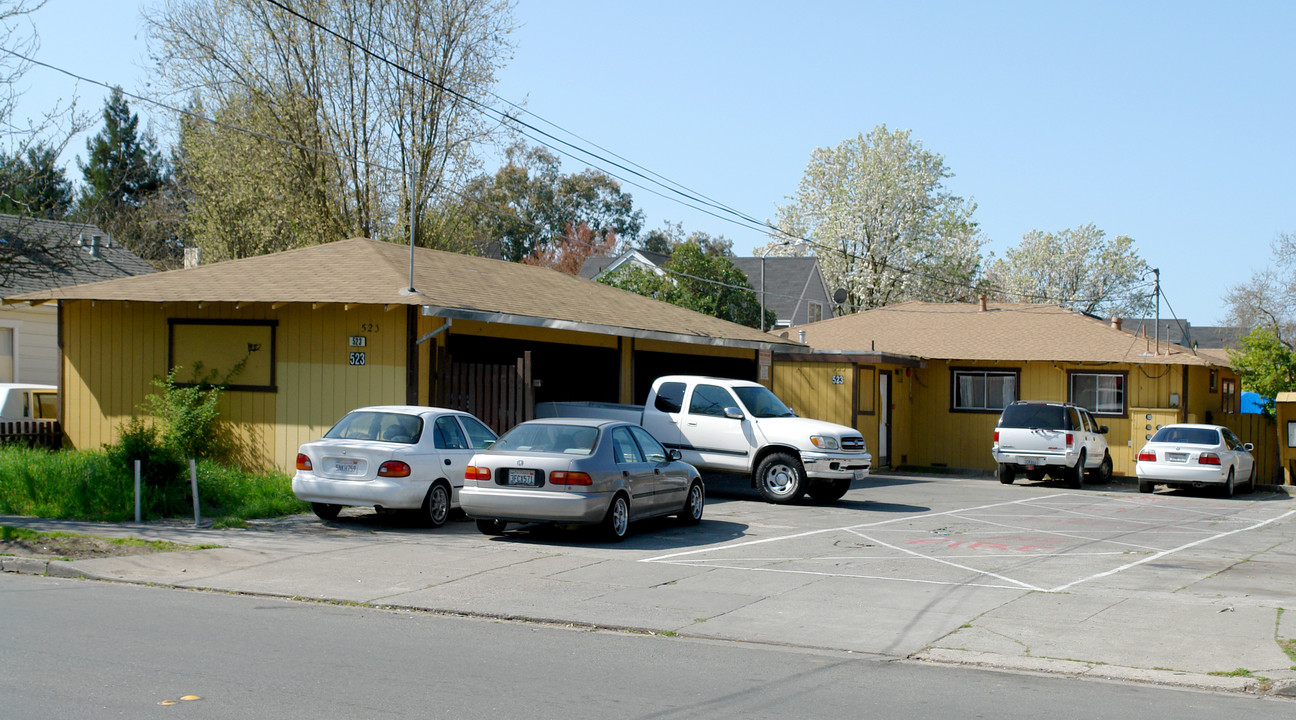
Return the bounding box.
[952,369,1018,411]
[807,302,823,324]
[0,326,13,382]
[1069,372,1125,415]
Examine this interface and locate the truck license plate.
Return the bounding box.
[508,469,537,486]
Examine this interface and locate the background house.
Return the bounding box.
[1126,317,1242,349]
[579,252,834,328]
[9,237,803,472]
[0,215,155,385]
[772,300,1275,480]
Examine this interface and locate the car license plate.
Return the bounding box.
[1166,452,1188,463]
[333,459,360,474]
[507,469,537,486]
[853,469,868,481]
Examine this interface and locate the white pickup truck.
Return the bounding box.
[536,375,871,504]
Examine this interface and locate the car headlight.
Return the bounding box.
[810,435,840,450]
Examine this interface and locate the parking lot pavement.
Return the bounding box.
[4,473,1296,695]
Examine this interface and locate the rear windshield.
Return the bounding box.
[997,403,1070,430]
[325,412,423,444]
[1150,426,1220,445]
[493,423,598,455]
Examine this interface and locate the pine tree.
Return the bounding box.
[78,87,164,216]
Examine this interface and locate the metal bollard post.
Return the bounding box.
[190,459,200,527]
[134,460,141,524]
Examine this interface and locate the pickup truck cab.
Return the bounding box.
[0,383,58,423]
[992,400,1112,488]
[537,375,870,504]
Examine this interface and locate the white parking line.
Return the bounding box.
[1046,509,1296,592]
[846,528,1045,591]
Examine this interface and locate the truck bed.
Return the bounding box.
[534,401,645,424]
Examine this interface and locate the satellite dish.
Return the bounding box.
[832,288,848,304]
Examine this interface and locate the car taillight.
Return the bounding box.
[1065,433,1074,446]
[378,460,411,477]
[993,431,999,443]
[550,471,592,486]
[465,466,491,482]
[296,453,313,471]
[1198,453,1221,466]
[1137,451,1156,462]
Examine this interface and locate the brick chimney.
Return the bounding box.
[1111,317,1123,331]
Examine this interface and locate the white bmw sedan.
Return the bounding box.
[292,406,498,526]
[1135,423,1256,497]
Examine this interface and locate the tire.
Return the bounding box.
[1069,451,1086,489]
[997,463,1016,485]
[475,518,508,536]
[677,482,704,525]
[1222,468,1235,499]
[421,482,452,528]
[602,494,630,541]
[311,502,342,520]
[1138,479,1154,494]
[756,452,807,503]
[1088,452,1113,484]
[807,478,852,502]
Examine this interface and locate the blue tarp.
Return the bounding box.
[1241,391,1268,414]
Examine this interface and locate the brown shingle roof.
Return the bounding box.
[789,301,1228,366]
[7,237,800,349]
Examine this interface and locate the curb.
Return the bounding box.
[913,648,1265,694]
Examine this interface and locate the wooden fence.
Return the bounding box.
[1219,413,1284,484]
[436,351,534,435]
[0,420,63,450]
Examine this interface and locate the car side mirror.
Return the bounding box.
[724,406,744,420]
[1244,442,1254,452]
[1098,425,1108,434]
[669,448,682,461]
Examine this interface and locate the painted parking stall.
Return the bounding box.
[644,491,1296,594]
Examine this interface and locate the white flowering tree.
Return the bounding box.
[762,125,984,312]
[983,224,1152,319]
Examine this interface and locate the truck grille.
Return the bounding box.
[840,436,866,453]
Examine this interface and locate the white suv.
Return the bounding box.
[992,401,1112,488]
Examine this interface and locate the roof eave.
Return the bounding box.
[421,305,805,352]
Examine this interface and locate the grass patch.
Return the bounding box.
[1279,639,1296,665]
[1207,668,1254,677]
[0,445,308,522]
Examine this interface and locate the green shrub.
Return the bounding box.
[105,417,188,518]
[139,364,238,462]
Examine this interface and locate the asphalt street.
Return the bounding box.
[3,471,1296,698]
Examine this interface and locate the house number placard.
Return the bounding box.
[349,352,366,366]
[831,375,845,385]
[349,336,367,347]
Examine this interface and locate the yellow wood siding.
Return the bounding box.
[771,362,854,428]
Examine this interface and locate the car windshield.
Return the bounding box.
[324,411,423,444]
[733,386,796,418]
[1150,426,1220,445]
[493,423,598,455]
[998,403,1067,429]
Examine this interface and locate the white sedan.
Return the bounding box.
[292,406,498,526]
[1135,423,1256,497]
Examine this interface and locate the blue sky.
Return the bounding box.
[12,1,1294,324]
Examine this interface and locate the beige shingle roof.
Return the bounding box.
[6,237,799,349]
[788,301,1228,366]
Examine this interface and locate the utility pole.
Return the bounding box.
[1153,267,1160,355]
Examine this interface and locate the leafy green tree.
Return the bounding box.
[983,224,1152,318]
[766,125,984,311]
[1228,327,1296,415]
[0,143,72,218]
[459,143,644,262]
[600,239,775,329]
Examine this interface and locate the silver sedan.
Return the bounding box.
[1135,423,1256,497]
[459,418,704,541]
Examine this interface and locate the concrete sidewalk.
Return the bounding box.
[4,474,1296,698]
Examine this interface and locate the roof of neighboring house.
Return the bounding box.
[0,215,156,296]
[579,251,831,324]
[1124,317,1242,349]
[784,300,1230,366]
[576,250,670,280]
[6,237,802,351]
